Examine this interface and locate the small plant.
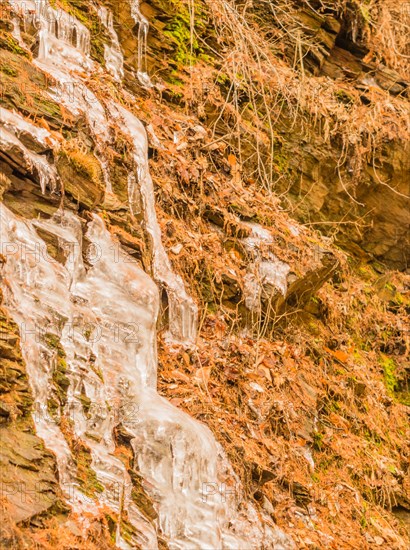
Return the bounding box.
[313,431,325,451]
[60,143,103,186]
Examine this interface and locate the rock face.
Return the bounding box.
[282,130,410,269]
[0,298,68,526]
[236,0,410,270]
[0,0,409,549]
[140,0,409,271]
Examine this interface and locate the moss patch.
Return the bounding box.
[0,49,63,128]
[59,418,104,499]
[156,0,210,67]
[380,355,398,395]
[43,332,70,408]
[0,30,30,57]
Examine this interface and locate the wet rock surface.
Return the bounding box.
[0,301,68,526]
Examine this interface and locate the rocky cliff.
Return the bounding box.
[0,0,409,549]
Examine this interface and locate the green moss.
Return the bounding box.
[357,264,376,281]
[0,49,63,126]
[329,400,341,412]
[43,333,70,407]
[103,511,142,547]
[359,4,371,23]
[47,397,60,420]
[167,72,185,87]
[399,396,410,407]
[0,32,29,57]
[75,439,104,497]
[103,511,118,544]
[44,333,61,350]
[380,355,398,395]
[59,420,102,499]
[363,427,382,446]
[78,393,91,415]
[161,0,208,66]
[163,87,184,103]
[120,517,142,545]
[335,89,355,105]
[39,98,62,119]
[381,353,410,406]
[0,64,17,76]
[271,143,289,174]
[128,470,157,521]
[312,431,324,451]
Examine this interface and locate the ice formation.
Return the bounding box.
[1,2,294,548]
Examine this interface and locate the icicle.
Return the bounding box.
[1,200,294,549]
[0,205,158,547]
[128,0,153,86]
[17,0,114,196]
[0,124,57,193]
[0,205,101,523]
[37,1,90,55]
[110,102,198,345]
[97,6,124,81]
[11,16,25,48]
[3,3,294,548]
[0,106,58,149]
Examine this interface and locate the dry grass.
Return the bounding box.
[157,265,410,549]
[0,497,115,550]
[179,0,410,200]
[367,0,410,78]
[60,141,103,185]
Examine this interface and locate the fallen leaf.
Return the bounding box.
[324,347,350,362]
[228,153,237,166]
[194,366,211,386]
